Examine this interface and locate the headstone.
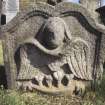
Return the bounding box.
[0,0,1,25]
[79,0,100,21]
[0,0,2,38]
[1,1,105,95]
[1,0,6,25]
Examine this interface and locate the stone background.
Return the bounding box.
[20,0,47,10]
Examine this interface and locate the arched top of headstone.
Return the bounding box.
[2,2,105,34]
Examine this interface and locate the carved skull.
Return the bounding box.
[42,17,69,49]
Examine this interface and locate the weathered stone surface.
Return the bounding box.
[20,0,48,10]
[1,2,105,95]
[20,0,65,10]
[0,0,1,25]
[0,0,2,37]
[79,0,100,21]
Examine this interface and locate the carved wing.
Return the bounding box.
[66,38,92,80]
[16,43,58,80]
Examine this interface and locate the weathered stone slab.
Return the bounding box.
[1,1,105,95]
[0,0,1,24]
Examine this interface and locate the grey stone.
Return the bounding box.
[79,0,100,21]
[0,0,2,38]
[0,0,1,24]
[1,1,105,95]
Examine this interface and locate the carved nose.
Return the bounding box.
[49,32,55,39]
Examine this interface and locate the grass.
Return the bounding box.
[0,89,82,105]
[0,86,105,105]
[0,41,105,105]
[83,75,105,105]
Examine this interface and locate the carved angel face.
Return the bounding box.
[42,17,65,49]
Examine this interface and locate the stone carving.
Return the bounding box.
[47,0,62,5]
[15,17,91,94]
[2,2,105,96]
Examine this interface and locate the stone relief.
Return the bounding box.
[15,17,91,94]
[2,2,105,96]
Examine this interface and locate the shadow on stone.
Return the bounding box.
[0,65,7,89]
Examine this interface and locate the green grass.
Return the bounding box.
[0,89,94,105]
[0,85,105,105]
[0,89,81,105]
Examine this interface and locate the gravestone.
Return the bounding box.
[0,0,1,26]
[79,0,100,21]
[1,1,105,95]
[0,0,1,38]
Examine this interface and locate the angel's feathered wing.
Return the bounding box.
[17,37,92,81]
[17,43,58,80]
[66,38,92,80]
